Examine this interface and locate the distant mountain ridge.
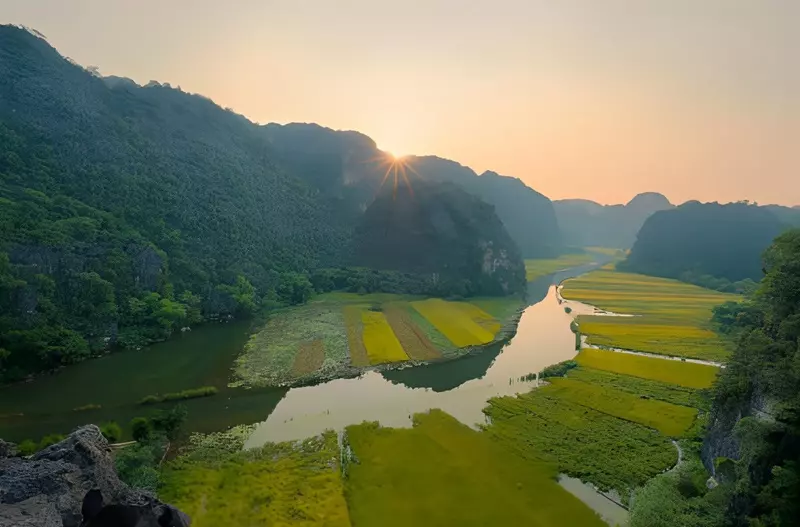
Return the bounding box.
[553,192,673,248]
[263,123,562,258]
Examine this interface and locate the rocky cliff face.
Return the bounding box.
[0,426,189,527]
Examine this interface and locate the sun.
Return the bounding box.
[367,149,423,198]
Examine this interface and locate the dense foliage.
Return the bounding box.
[0,26,529,381]
[554,192,673,248]
[352,181,526,296]
[621,202,788,283]
[705,229,800,526]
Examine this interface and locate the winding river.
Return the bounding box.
[0,261,608,445]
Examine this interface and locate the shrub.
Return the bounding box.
[38,434,66,450]
[130,417,153,442]
[100,421,122,442]
[539,360,578,379]
[18,439,37,456]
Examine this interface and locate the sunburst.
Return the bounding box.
[368,151,424,199]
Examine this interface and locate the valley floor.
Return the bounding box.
[157,264,733,526]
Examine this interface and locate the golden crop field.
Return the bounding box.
[361,310,409,364]
[576,348,720,389]
[562,269,736,360]
[383,305,441,360]
[345,410,605,527]
[545,377,698,437]
[411,298,496,347]
[524,253,598,281]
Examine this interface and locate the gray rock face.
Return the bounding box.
[0,426,189,527]
[0,440,17,459]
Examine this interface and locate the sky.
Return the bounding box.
[3,0,798,205]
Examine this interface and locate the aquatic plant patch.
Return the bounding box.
[345,410,605,527]
[160,429,351,527]
[484,389,677,497]
[411,298,496,347]
[576,348,719,389]
[545,378,698,436]
[290,339,326,377]
[361,310,409,364]
[568,367,709,410]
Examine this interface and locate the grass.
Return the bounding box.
[361,310,409,364]
[545,378,698,436]
[160,428,350,526]
[345,410,605,527]
[138,386,218,405]
[576,348,720,389]
[568,366,709,410]
[484,388,677,497]
[562,269,736,360]
[411,298,496,347]
[524,253,597,281]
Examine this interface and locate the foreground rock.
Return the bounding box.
[0,426,189,527]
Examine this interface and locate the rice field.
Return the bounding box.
[562,269,736,360]
[576,348,719,389]
[235,293,521,386]
[545,378,698,437]
[361,311,409,364]
[410,298,497,347]
[345,410,605,527]
[484,388,677,496]
[160,428,351,526]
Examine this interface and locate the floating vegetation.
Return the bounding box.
[576,349,719,389]
[72,403,101,412]
[138,386,218,405]
[345,410,605,526]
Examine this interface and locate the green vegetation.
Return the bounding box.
[568,367,709,409]
[562,269,736,360]
[99,421,122,442]
[345,410,604,526]
[545,378,697,436]
[138,386,218,405]
[235,292,521,386]
[72,403,101,412]
[160,428,351,526]
[539,359,577,378]
[484,388,677,496]
[620,201,787,284]
[115,435,167,492]
[576,349,720,389]
[524,252,597,281]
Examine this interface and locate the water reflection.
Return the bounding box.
[247,283,584,447]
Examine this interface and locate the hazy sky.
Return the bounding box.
[3,0,798,205]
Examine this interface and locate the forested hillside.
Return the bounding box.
[352,181,526,296]
[553,192,673,248]
[263,124,563,258]
[620,202,788,290]
[0,26,526,381]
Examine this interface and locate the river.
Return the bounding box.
[0,261,606,445]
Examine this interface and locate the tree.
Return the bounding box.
[150,405,187,441]
[130,417,152,442]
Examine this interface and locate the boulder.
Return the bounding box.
[0,426,189,527]
[0,440,17,459]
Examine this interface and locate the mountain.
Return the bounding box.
[352,181,526,296]
[263,124,562,258]
[763,204,800,227]
[0,25,524,379]
[620,202,787,283]
[554,192,673,248]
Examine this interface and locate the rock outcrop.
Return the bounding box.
[0,426,189,527]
